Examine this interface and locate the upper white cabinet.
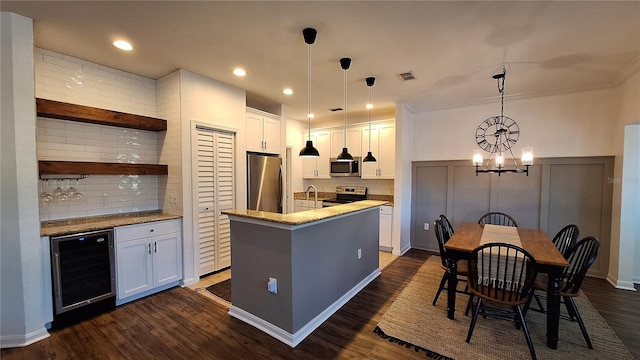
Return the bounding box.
[362,123,395,179]
[246,109,281,154]
[302,130,330,179]
[330,128,362,158]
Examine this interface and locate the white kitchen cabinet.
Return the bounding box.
[379,205,393,250]
[294,199,323,212]
[362,123,395,179]
[302,130,330,179]
[115,219,182,304]
[246,109,281,154]
[330,127,362,158]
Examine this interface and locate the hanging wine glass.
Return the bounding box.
[53,179,69,204]
[66,178,78,198]
[71,179,84,203]
[39,179,53,206]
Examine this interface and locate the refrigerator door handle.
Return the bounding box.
[278,164,283,213]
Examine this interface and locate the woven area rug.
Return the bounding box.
[206,279,231,303]
[375,256,633,360]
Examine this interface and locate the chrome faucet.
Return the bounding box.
[305,185,318,209]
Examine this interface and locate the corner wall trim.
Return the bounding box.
[0,327,50,348]
[606,273,638,291]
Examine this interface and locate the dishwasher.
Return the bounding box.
[50,229,116,316]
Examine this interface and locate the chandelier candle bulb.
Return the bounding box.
[522,147,534,166]
[495,154,505,169]
[473,149,483,166]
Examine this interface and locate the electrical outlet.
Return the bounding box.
[357,248,362,259]
[267,277,278,293]
[424,222,429,231]
[100,196,108,208]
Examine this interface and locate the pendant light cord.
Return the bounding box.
[307,42,312,141]
[343,66,347,148]
[368,85,372,151]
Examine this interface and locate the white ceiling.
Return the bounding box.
[2,1,639,122]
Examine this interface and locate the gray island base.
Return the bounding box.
[223,200,386,347]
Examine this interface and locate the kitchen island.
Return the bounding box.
[223,200,387,347]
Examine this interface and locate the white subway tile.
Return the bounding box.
[38,149,69,160]
[83,65,117,80]
[42,54,68,67]
[38,134,68,144]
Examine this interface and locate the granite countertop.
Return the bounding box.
[41,211,182,237]
[222,200,389,226]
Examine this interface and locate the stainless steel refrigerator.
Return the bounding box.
[247,153,283,213]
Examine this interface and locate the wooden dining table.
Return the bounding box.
[444,222,569,349]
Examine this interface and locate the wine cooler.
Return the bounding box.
[51,229,116,315]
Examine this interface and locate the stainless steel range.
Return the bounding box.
[322,186,367,207]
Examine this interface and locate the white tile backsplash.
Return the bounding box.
[35,48,163,221]
[34,47,157,118]
[36,118,159,163]
[38,175,160,221]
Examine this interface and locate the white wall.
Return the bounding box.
[286,118,306,194]
[156,70,182,216]
[175,69,247,285]
[412,88,618,161]
[612,68,640,288]
[1,12,50,348]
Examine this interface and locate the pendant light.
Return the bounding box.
[336,57,354,161]
[363,76,377,162]
[299,28,320,157]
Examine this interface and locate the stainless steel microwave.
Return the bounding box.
[330,157,361,177]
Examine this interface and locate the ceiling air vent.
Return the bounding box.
[397,71,416,81]
[329,107,343,112]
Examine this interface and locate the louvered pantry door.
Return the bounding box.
[195,126,235,276]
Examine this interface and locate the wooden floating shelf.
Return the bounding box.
[39,161,168,176]
[36,98,167,132]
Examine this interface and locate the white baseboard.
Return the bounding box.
[180,276,199,287]
[394,243,412,256]
[606,273,638,291]
[0,327,49,349]
[229,268,381,347]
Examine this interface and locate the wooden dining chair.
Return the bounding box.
[439,214,455,239]
[525,236,600,349]
[529,224,580,312]
[553,224,580,257]
[432,218,469,306]
[466,242,538,360]
[478,212,518,227]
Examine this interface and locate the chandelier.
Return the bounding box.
[473,66,533,176]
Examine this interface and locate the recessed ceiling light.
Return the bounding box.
[113,40,133,51]
[283,88,293,95]
[233,68,246,77]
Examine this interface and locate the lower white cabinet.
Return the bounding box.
[379,206,393,250]
[294,199,323,212]
[115,219,182,304]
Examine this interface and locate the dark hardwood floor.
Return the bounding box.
[2,249,638,359]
